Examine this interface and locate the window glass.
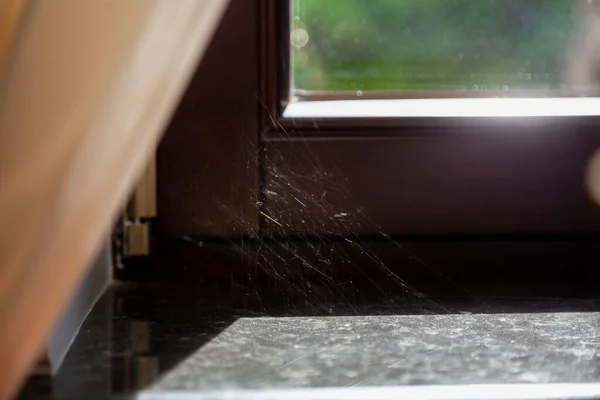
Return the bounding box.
[292,0,600,95]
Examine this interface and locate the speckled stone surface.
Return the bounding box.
[17,283,600,400]
[148,313,600,391]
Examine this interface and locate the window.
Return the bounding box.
[292,0,599,96]
[158,0,600,243]
[254,0,600,238]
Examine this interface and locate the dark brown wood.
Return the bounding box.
[262,119,600,237]
[144,238,600,302]
[265,115,600,135]
[259,0,290,131]
[158,0,260,238]
[158,0,600,240]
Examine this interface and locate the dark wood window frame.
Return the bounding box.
[158,0,600,242]
[258,0,600,239]
[152,0,600,288]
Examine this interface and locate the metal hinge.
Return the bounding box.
[113,156,156,269]
[124,221,151,257]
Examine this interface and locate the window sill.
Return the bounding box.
[283,98,600,119]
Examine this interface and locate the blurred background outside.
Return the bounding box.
[292,0,590,94]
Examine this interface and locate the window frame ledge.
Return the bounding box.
[283,98,600,120]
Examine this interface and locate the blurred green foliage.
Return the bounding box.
[292,0,581,92]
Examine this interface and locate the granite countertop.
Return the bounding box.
[18,281,600,400]
[148,313,600,391]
